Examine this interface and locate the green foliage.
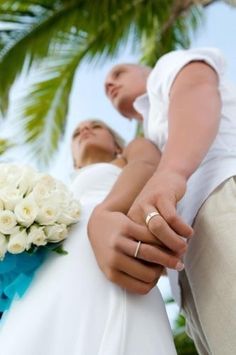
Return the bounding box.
[0,137,15,155]
[173,314,199,355]
[165,297,198,354]
[0,0,234,164]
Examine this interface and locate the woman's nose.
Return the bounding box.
[80,125,90,133]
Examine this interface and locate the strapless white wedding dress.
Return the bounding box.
[0,163,176,355]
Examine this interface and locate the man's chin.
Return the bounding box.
[119,108,142,122]
[111,99,136,120]
[115,104,132,120]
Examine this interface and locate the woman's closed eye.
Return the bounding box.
[91,123,103,130]
[73,129,80,139]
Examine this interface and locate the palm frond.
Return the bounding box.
[0,0,205,114]
[0,0,81,114]
[8,14,133,165]
[0,0,208,166]
[140,3,203,66]
[16,43,81,165]
[0,137,15,155]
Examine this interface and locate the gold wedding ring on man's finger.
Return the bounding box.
[145,211,161,228]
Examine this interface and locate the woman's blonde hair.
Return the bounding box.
[72,119,125,151]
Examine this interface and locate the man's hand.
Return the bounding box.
[88,206,185,294]
[128,170,193,255]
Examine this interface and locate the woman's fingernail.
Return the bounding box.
[175,262,185,271]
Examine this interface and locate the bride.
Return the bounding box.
[0,119,177,355]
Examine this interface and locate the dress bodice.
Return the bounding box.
[71,163,121,205]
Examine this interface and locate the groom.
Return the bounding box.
[92,48,236,355]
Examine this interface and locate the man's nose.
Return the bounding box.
[105,81,114,97]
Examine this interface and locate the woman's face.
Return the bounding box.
[72,120,120,167]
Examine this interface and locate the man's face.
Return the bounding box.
[105,64,149,120]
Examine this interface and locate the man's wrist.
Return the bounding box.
[153,166,188,182]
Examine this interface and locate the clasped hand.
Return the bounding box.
[88,171,193,294]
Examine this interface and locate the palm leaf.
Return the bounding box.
[15,33,83,165]
[0,0,206,165]
[0,0,205,114]
[0,0,82,114]
[140,3,203,65]
[0,137,15,155]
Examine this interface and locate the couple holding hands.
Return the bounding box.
[1,47,236,355]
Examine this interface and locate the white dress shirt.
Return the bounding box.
[134,47,236,305]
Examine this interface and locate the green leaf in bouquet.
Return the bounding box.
[51,244,68,255]
[43,240,68,255]
[26,244,39,254]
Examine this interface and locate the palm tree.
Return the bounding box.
[0,0,235,164]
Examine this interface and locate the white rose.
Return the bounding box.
[0,168,17,189]
[0,164,37,193]
[0,210,17,234]
[55,179,68,190]
[14,197,39,227]
[70,200,82,219]
[17,165,38,195]
[36,174,56,190]
[52,189,71,208]
[55,180,72,196]
[44,224,68,242]
[36,202,60,225]
[7,228,28,254]
[3,164,26,187]
[57,213,76,225]
[0,170,9,189]
[31,183,52,204]
[0,188,23,210]
[0,199,4,211]
[28,225,47,247]
[57,200,81,225]
[3,164,22,178]
[0,233,8,260]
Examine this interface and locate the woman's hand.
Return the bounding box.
[88,205,186,294]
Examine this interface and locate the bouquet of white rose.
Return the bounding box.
[0,163,81,313]
[0,163,81,259]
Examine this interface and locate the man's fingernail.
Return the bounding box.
[175,262,185,271]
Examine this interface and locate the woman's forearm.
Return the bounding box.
[98,160,158,214]
[95,138,161,214]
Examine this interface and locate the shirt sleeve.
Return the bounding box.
[147,47,226,102]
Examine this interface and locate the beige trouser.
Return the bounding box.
[179,177,236,355]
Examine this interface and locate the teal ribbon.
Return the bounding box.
[0,250,48,312]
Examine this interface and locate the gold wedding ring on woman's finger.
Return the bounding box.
[145,211,160,228]
[134,241,142,258]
